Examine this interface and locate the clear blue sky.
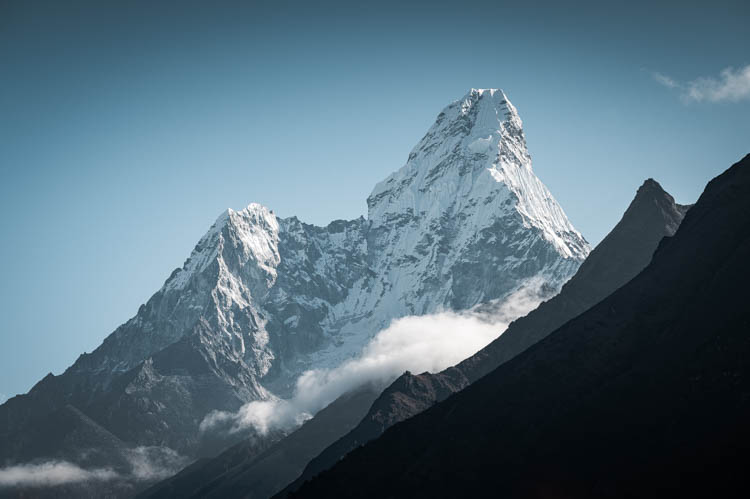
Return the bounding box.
[1,0,748,400]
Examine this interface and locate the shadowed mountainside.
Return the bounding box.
[288,154,750,498]
[279,178,689,496]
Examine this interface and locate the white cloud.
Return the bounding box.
[124,446,189,481]
[200,280,547,436]
[0,446,188,489]
[0,461,118,488]
[685,65,750,102]
[652,72,678,89]
[652,65,750,103]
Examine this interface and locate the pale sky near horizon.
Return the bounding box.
[1,0,748,400]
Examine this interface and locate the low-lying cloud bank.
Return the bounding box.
[0,461,118,488]
[0,445,188,489]
[653,64,750,103]
[201,280,546,436]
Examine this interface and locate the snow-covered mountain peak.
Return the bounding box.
[165,202,280,293]
[46,89,590,458]
[454,88,522,136]
[367,88,588,261]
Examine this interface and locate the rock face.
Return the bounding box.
[287,155,750,499]
[278,178,689,497]
[0,89,587,493]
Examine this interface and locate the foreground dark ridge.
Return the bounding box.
[277,178,689,497]
[289,154,750,498]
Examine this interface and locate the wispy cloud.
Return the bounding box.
[200,280,547,436]
[652,72,678,89]
[652,64,750,103]
[0,446,188,489]
[124,446,189,481]
[685,65,750,102]
[0,461,118,488]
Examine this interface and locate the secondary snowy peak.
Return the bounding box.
[69,203,283,378]
[167,203,280,294]
[368,88,588,260]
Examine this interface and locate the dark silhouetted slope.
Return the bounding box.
[280,178,689,496]
[288,154,750,498]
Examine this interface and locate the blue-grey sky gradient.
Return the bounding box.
[1,0,748,399]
